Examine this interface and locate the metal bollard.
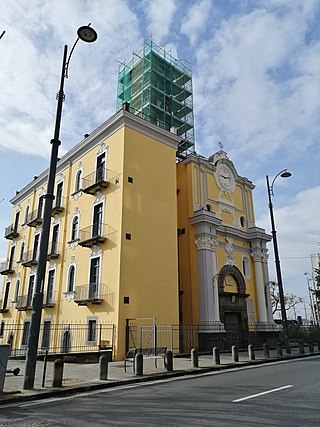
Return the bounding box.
[248,344,255,360]
[191,348,199,368]
[99,355,109,380]
[165,350,173,372]
[263,343,270,358]
[52,359,64,387]
[213,347,220,365]
[135,352,143,376]
[308,342,314,354]
[232,345,239,362]
[299,341,305,354]
[276,343,283,357]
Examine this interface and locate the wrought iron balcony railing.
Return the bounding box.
[47,241,61,260]
[82,168,119,195]
[20,249,39,267]
[4,224,19,240]
[51,196,65,216]
[42,291,57,308]
[74,282,107,305]
[26,209,43,227]
[0,260,15,275]
[78,223,115,248]
[15,294,33,311]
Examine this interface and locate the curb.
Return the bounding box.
[1,351,319,405]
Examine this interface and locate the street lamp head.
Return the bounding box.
[280,171,291,178]
[77,25,98,43]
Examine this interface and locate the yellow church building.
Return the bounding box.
[0,40,275,360]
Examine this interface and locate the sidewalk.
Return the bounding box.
[1,346,319,405]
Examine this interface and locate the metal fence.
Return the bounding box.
[0,321,115,358]
[126,321,291,354]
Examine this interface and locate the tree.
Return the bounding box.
[269,281,303,316]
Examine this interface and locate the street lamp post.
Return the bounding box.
[304,272,318,325]
[266,169,291,355]
[23,24,97,390]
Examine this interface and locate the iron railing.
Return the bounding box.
[78,223,116,247]
[21,249,39,266]
[0,259,15,274]
[26,209,42,226]
[0,322,115,357]
[82,168,119,193]
[74,283,112,304]
[47,241,61,259]
[4,224,19,239]
[51,196,65,215]
[126,321,286,354]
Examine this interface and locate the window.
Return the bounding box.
[13,279,20,303]
[67,265,75,292]
[71,216,79,241]
[87,319,97,342]
[27,275,35,307]
[56,182,63,208]
[51,224,59,254]
[75,170,82,192]
[21,321,30,346]
[46,270,55,304]
[96,153,105,182]
[19,242,25,262]
[33,234,40,260]
[0,321,4,337]
[240,216,245,227]
[41,321,51,350]
[37,195,44,218]
[8,245,15,270]
[2,282,10,310]
[92,203,103,236]
[89,257,100,299]
[24,205,30,224]
[13,211,20,233]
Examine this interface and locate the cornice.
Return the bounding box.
[11,110,180,205]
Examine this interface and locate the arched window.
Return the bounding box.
[75,170,82,192]
[68,266,75,292]
[71,216,79,241]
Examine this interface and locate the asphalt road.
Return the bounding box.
[0,356,319,426]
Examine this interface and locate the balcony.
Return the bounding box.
[26,209,42,227]
[51,197,65,216]
[21,249,39,267]
[47,241,60,260]
[4,224,19,240]
[82,168,119,195]
[15,295,33,311]
[78,223,115,248]
[0,260,15,275]
[42,291,56,308]
[74,283,106,305]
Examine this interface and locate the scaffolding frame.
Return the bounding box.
[116,39,195,158]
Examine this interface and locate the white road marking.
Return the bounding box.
[232,385,293,403]
[16,355,319,408]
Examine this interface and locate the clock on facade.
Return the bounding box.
[216,163,235,191]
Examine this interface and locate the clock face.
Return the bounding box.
[216,164,235,191]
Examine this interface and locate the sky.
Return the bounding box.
[0,0,319,319]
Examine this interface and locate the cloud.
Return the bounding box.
[256,186,320,298]
[142,0,177,42]
[181,0,213,46]
[193,4,320,166]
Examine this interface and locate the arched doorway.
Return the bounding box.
[217,265,249,348]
